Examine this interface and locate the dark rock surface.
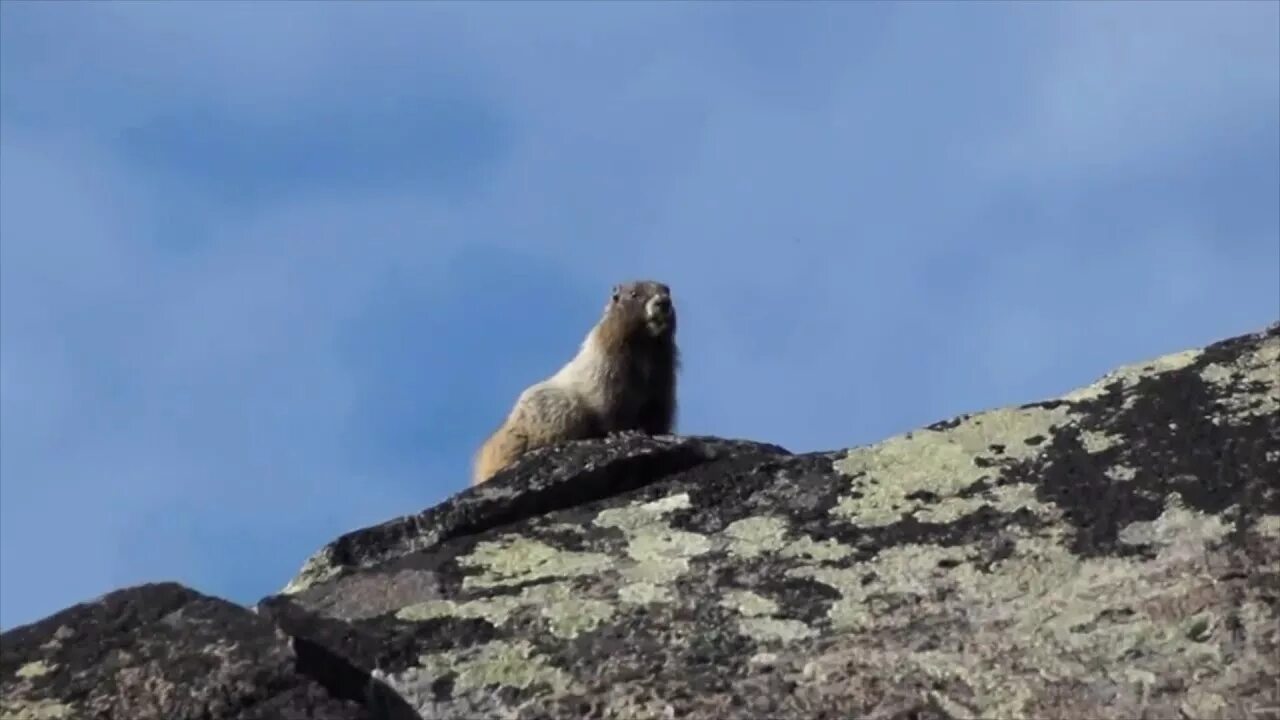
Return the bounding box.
[0,582,379,719]
[4,322,1278,719]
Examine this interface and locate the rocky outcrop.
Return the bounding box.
[3,322,1278,719]
[0,582,383,719]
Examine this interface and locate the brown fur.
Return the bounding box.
[471,280,680,486]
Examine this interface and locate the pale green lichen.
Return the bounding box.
[1198,363,1235,386]
[791,543,971,631]
[624,528,711,562]
[398,583,614,639]
[592,492,712,587]
[594,493,691,532]
[724,516,789,558]
[725,516,859,563]
[786,484,1261,719]
[618,581,673,604]
[415,640,573,694]
[832,404,1071,527]
[1253,515,1280,539]
[1079,428,1123,454]
[779,535,854,562]
[720,590,778,617]
[738,617,816,643]
[0,699,75,720]
[14,661,53,680]
[911,495,991,525]
[320,332,1275,717]
[928,688,984,720]
[459,537,613,590]
[748,651,781,669]
[621,528,711,580]
[1107,464,1137,482]
[2,658,72,720]
[542,522,587,535]
[414,533,624,639]
[1180,691,1228,719]
[280,550,343,595]
[1117,493,1233,561]
[521,583,616,638]
[1060,347,1203,405]
[720,587,819,643]
[440,493,709,616]
[912,648,1038,720]
[912,482,1050,525]
[1200,333,1280,423]
[38,626,73,652]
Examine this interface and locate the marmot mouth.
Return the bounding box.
[642,294,675,337]
[646,317,673,336]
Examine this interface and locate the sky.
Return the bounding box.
[1,1,1276,631]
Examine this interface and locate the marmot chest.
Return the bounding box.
[598,352,658,428]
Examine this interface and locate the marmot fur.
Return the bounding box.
[471,280,680,485]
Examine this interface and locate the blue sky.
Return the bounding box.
[1,1,1276,630]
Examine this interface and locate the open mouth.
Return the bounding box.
[647,315,672,335]
[644,294,674,335]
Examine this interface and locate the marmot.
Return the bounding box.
[471,280,680,486]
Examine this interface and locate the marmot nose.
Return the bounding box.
[652,295,672,312]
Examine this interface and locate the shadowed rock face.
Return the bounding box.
[3,323,1278,720]
[0,583,375,719]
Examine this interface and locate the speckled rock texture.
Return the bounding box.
[0,582,378,719]
[4,323,1278,720]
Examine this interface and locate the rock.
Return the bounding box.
[4,322,1277,719]
[0,582,408,720]
[279,434,791,597]
[259,322,1280,719]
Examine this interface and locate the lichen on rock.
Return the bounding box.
[6,324,1277,720]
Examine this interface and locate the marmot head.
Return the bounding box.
[606,280,676,340]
